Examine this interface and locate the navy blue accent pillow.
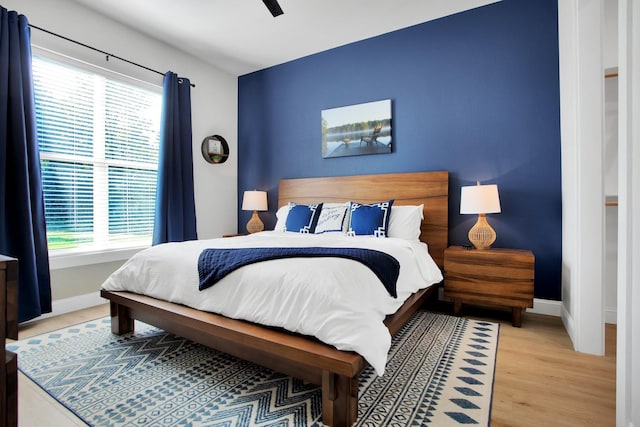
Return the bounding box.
[285,203,323,233]
[348,200,394,237]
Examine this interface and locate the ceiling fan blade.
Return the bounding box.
[262,0,284,17]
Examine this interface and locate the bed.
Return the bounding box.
[100,170,448,426]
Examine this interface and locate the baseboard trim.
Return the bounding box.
[527,298,562,317]
[604,306,617,324]
[560,303,576,351]
[527,299,617,324]
[31,295,586,325]
[24,292,106,324]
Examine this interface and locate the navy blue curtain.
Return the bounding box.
[153,72,197,244]
[0,7,52,322]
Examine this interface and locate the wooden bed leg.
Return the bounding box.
[453,299,462,316]
[322,371,358,427]
[109,301,134,334]
[512,307,523,327]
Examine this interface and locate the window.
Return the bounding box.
[32,56,162,253]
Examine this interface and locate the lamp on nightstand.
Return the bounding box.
[242,190,268,233]
[460,181,501,250]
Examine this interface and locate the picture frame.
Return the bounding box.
[321,99,392,159]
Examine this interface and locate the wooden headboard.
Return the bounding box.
[278,171,449,268]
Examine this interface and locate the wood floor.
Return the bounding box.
[11,304,616,426]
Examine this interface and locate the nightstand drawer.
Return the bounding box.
[444,248,534,281]
[444,276,533,308]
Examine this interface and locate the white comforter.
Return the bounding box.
[101,231,443,375]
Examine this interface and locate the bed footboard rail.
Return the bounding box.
[101,289,361,426]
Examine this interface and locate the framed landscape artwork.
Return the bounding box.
[321,99,392,158]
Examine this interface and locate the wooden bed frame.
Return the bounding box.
[100,170,448,427]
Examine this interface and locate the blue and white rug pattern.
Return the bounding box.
[9,311,498,426]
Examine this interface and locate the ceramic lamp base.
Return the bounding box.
[246,210,264,234]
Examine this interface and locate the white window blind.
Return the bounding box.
[32,56,161,252]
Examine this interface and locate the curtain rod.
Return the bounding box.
[29,23,195,88]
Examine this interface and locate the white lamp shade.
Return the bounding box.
[242,190,268,211]
[460,184,501,214]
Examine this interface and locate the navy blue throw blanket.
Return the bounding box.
[198,247,400,298]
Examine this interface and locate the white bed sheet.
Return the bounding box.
[101,231,443,375]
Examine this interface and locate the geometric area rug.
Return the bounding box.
[9,311,499,426]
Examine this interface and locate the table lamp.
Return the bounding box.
[460,181,501,250]
[242,190,268,233]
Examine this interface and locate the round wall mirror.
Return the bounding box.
[201,135,229,164]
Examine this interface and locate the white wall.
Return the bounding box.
[603,0,618,70]
[604,74,618,324]
[602,0,619,326]
[3,0,238,312]
[604,200,618,324]
[604,76,620,197]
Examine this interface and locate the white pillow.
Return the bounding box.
[314,203,349,234]
[387,204,424,240]
[274,204,290,231]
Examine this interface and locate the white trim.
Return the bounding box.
[617,1,640,425]
[561,303,577,348]
[49,246,146,270]
[21,292,106,325]
[43,292,567,322]
[558,0,606,356]
[528,298,562,317]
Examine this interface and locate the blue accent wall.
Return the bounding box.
[238,0,561,300]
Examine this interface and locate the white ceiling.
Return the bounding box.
[71,0,498,76]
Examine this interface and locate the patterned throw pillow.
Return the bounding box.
[284,203,323,233]
[348,200,394,237]
[314,203,349,234]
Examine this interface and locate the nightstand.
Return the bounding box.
[222,233,247,238]
[443,246,534,327]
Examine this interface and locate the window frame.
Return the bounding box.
[32,46,162,269]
